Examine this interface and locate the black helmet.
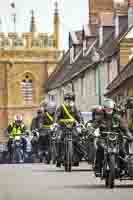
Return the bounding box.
[37,108,43,114]
[25,130,30,136]
[126,97,133,109]
[64,93,75,101]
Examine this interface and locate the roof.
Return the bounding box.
[45,21,128,92]
[45,49,70,91]
[105,57,133,96]
[118,24,133,43]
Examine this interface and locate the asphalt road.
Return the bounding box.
[0,163,133,200]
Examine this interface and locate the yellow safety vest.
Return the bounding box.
[9,124,23,139]
[46,112,54,122]
[59,104,75,123]
[42,112,54,129]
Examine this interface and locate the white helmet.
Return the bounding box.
[14,114,23,122]
[45,101,56,114]
[103,98,115,114]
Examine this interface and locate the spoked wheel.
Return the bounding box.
[45,150,51,164]
[105,174,109,188]
[105,155,115,189]
[51,142,57,164]
[64,141,72,172]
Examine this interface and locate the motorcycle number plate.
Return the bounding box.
[108,147,117,153]
[16,142,20,146]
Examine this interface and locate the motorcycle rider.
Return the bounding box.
[31,130,39,159]
[92,99,133,176]
[55,92,84,167]
[31,108,44,131]
[38,100,56,163]
[6,114,26,162]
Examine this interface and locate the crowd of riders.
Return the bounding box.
[2,92,83,164]
[2,92,133,180]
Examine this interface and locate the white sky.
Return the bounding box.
[0,0,88,49]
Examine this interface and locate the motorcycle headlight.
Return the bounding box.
[77,127,81,133]
[108,134,117,141]
[66,123,73,128]
[50,126,54,131]
[14,136,21,141]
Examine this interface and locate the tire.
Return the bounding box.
[67,141,72,172]
[52,142,57,164]
[65,141,72,172]
[105,175,109,187]
[46,151,51,164]
[107,154,116,189]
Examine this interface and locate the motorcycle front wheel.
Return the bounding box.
[105,154,115,189]
[64,140,73,172]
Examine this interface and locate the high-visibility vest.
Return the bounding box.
[42,112,54,129]
[46,112,54,122]
[59,104,75,123]
[8,123,24,138]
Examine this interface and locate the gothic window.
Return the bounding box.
[32,38,40,47]
[21,75,33,102]
[13,38,23,47]
[2,38,11,48]
[43,36,48,47]
[48,37,53,47]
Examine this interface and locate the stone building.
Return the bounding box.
[0,2,62,138]
[45,0,129,111]
[89,0,114,24]
[105,1,133,101]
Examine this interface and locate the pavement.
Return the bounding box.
[0,162,133,200]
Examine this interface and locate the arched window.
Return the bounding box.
[48,37,53,47]
[21,75,33,102]
[13,37,23,48]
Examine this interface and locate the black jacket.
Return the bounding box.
[31,115,43,131]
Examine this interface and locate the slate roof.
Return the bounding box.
[45,20,128,92]
[106,57,133,96]
[45,49,70,90]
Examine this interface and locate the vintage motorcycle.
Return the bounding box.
[12,136,24,163]
[94,129,133,188]
[50,126,58,164]
[63,121,85,172]
[63,120,74,172]
[38,128,52,164]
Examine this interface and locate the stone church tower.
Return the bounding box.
[0,1,62,139]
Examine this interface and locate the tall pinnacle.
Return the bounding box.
[53,0,60,49]
[30,10,36,33]
[54,1,59,15]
